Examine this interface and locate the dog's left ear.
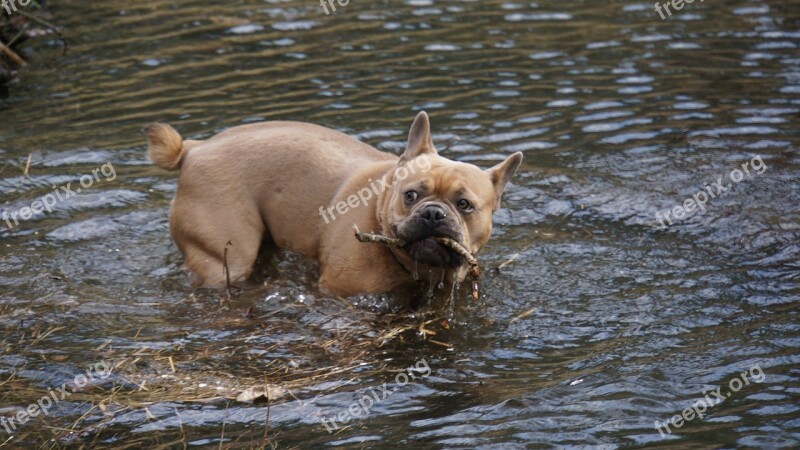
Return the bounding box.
[486,152,523,208]
[400,111,437,163]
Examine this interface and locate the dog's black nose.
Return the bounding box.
[421,204,447,228]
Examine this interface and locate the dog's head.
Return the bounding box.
[378,112,523,270]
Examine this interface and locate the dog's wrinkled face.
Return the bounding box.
[378,112,523,270]
[389,158,493,267]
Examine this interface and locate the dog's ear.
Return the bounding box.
[400,111,437,163]
[485,152,523,208]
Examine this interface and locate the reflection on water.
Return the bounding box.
[1,0,799,447]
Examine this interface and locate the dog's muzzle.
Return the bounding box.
[398,204,464,268]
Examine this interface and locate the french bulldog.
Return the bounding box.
[146,112,522,299]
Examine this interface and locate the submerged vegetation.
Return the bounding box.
[0,293,460,447]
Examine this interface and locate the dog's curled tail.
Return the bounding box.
[145,123,186,171]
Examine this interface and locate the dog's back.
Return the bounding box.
[146,121,396,286]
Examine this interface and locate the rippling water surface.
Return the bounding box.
[1,0,799,447]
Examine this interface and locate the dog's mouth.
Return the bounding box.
[404,236,463,268]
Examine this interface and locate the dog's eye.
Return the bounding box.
[457,199,474,212]
[404,191,418,203]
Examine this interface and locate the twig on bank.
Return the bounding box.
[509,307,536,323]
[428,339,453,349]
[218,401,228,450]
[174,407,187,449]
[23,154,31,177]
[0,41,25,66]
[7,23,28,48]
[15,9,68,55]
[223,241,233,301]
[262,374,270,447]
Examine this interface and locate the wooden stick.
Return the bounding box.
[353,225,406,247]
[433,237,477,268]
[15,9,68,55]
[223,241,233,300]
[352,225,481,300]
[0,41,25,67]
[23,154,32,177]
[433,237,481,300]
[7,24,28,48]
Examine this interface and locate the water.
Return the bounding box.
[1,0,799,447]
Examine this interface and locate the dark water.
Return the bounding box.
[1,0,799,447]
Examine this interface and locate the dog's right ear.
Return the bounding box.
[400,111,437,163]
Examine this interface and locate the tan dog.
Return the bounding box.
[146,112,522,298]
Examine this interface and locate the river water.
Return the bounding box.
[1,0,798,448]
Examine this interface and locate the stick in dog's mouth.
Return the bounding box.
[353,224,481,300]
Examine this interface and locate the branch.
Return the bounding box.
[353,225,482,300]
[15,9,68,55]
[0,41,25,66]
